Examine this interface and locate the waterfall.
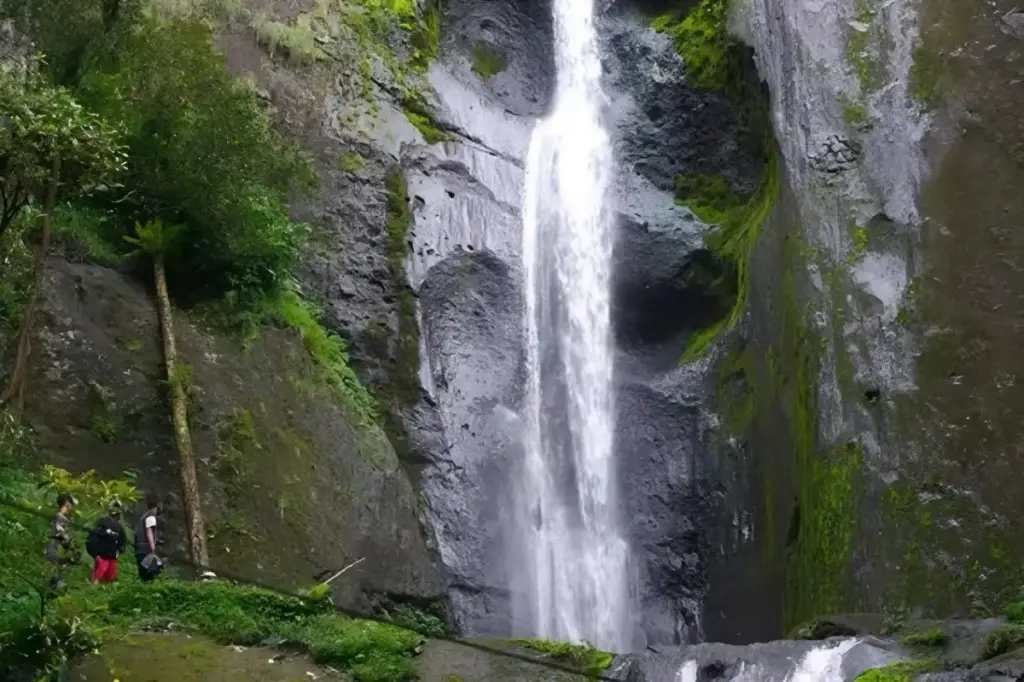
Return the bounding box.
[517,0,635,652]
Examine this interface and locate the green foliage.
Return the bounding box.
[384,170,421,406]
[983,624,1024,659]
[846,0,875,93]
[37,465,141,522]
[854,660,942,682]
[674,172,747,225]
[342,152,366,171]
[678,147,781,362]
[511,638,614,676]
[901,628,949,647]
[381,602,448,638]
[256,14,326,65]
[87,414,121,443]
[73,579,421,681]
[0,60,127,237]
[0,0,143,87]
[1005,600,1024,623]
[841,97,867,126]
[216,409,259,501]
[471,42,507,79]
[0,217,37,329]
[51,204,124,266]
[123,218,184,256]
[850,225,869,263]
[401,94,455,144]
[264,287,379,424]
[79,17,316,305]
[650,0,735,91]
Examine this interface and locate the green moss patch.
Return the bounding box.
[678,146,781,362]
[471,42,507,79]
[401,94,455,144]
[650,0,735,91]
[509,638,614,676]
[854,660,942,682]
[341,152,365,171]
[12,579,423,682]
[901,628,949,647]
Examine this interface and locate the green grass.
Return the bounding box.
[471,42,506,79]
[9,579,424,681]
[265,288,379,425]
[901,628,949,647]
[854,660,942,682]
[510,638,614,676]
[983,624,1024,659]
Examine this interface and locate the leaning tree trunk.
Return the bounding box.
[152,251,209,568]
[1,155,61,410]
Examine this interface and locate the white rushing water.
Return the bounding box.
[675,640,859,682]
[517,0,634,653]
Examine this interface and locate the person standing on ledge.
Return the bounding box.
[87,500,127,584]
[45,492,78,589]
[134,493,164,582]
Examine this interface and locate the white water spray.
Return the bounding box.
[517,0,634,652]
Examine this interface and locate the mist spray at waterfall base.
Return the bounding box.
[515,0,637,653]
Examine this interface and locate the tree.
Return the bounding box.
[124,218,209,568]
[79,18,316,307]
[0,62,126,408]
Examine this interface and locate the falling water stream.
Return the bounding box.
[518,0,634,652]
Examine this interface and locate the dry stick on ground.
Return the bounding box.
[151,249,209,568]
[1,155,61,410]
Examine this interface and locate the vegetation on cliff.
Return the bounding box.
[650,0,736,91]
[0,0,380,418]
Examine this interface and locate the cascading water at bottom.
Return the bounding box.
[513,0,637,655]
[675,640,859,682]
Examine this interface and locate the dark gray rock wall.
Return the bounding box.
[24,258,446,609]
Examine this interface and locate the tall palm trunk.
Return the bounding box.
[152,252,208,568]
[1,155,61,410]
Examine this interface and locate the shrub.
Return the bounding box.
[983,624,1024,660]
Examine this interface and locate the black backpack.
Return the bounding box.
[85,519,122,559]
[85,525,103,559]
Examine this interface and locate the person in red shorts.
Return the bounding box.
[86,501,127,584]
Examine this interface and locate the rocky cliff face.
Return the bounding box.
[22,258,445,613]
[697,0,1024,644]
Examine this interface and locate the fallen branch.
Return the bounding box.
[322,557,365,586]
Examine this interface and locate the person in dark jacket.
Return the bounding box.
[88,501,127,584]
[134,493,164,582]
